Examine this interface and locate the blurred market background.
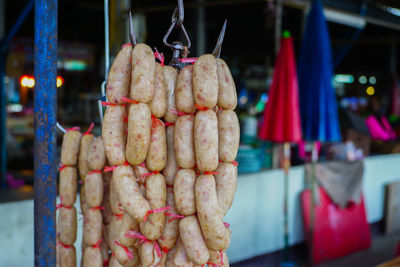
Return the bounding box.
[2,0,400,266]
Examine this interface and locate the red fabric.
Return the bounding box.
[301,187,371,264]
[259,37,302,142]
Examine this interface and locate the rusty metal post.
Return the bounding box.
[34,0,58,266]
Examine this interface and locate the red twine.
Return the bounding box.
[164,122,175,127]
[57,241,72,249]
[83,122,94,135]
[154,242,161,258]
[58,164,72,172]
[161,246,169,254]
[121,96,138,105]
[204,171,219,175]
[101,101,125,107]
[56,203,72,210]
[66,126,80,131]
[166,184,173,188]
[141,170,159,178]
[88,170,102,175]
[122,43,132,48]
[103,258,110,266]
[220,250,224,265]
[223,222,230,228]
[154,48,165,66]
[104,162,128,173]
[90,206,105,211]
[143,206,171,222]
[113,241,134,259]
[138,162,146,168]
[92,238,103,248]
[125,230,149,244]
[113,213,124,220]
[170,110,194,116]
[123,116,128,122]
[179,57,197,64]
[195,104,209,111]
[165,213,185,222]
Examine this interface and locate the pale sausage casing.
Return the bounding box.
[174,169,196,216]
[146,118,167,171]
[106,44,132,104]
[216,58,237,110]
[158,187,179,251]
[61,130,81,166]
[88,136,106,171]
[172,240,194,267]
[150,63,167,118]
[58,206,77,245]
[140,173,167,240]
[118,213,139,247]
[195,174,230,251]
[83,208,103,246]
[113,165,150,222]
[84,172,104,208]
[59,245,76,267]
[108,215,123,253]
[102,105,126,166]
[109,178,122,215]
[130,43,155,103]
[179,215,210,265]
[163,66,179,123]
[193,54,218,109]
[82,246,103,267]
[215,162,238,215]
[174,115,195,169]
[115,245,139,266]
[209,250,230,267]
[194,110,219,172]
[163,126,178,185]
[126,103,151,165]
[59,166,77,207]
[133,164,150,185]
[79,134,94,180]
[218,110,240,162]
[176,65,196,113]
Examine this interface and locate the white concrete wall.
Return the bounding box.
[1,154,400,265]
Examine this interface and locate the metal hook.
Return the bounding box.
[163,20,191,51]
[212,19,227,58]
[175,0,184,28]
[129,11,138,46]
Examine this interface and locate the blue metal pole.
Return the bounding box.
[0,0,34,189]
[34,0,57,266]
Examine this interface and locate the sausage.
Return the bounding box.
[140,173,167,240]
[126,103,151,165]
[179,215,210,265]
[113,165,150,222]
[130,43,155,103]
[59,166,77,206]
[88,136,106,171]
[150,63,167,118]
[194,110,219,172]
[209,250,230,267]
[163,66,179,123]
[85,172,104,208]
[108,214,123,253]
[171,240,194,267]
[146,118,167,171]
[164,240,178,267]
[59,245,76,267]
[115,245,139,267]
[163,126,178,185]
[100,228,110,261]
[193,54,218,109]
[118,213,139,247]
[218,110,240,163]
[215,163,237,215]
[133,164,149,185]
[101,182,113,225]
[175,65,196,113]
[80,185,89,215]
[139,241,161,267]
[61,130,81,166]
[174,115,195,169]
[195,174,230,251]
[216,58,237,110]
[109,254,123,267]
[83,208,103,245]
[174,169,196,216]
[109,178,122,215]
[102,105,126,166]
[58,206,77,245]
[106,45,132,104]
[82,246,103,267]
[158,187,179,251]
[79,134,94,180]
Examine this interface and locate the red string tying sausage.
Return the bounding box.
[103,258,110,266]
[220,250,224,265]
[83,122,94,135]
[112,213,124,220]
[165,212,185,223]
[101,101,125,107]
[125,230,149,244]
[170,110,194,116]
[203,171,219,175]
[58,164,73,172]
[123,116,128,122]
[138,162,146,168]
[121,96,138,105]
[56,203,72,210]
[66,126,80,131]
[88,170,102,175]
[219,159,239,166]
[154,48,165,66]
[166,184,173,188]
[92,238,103,248]
[90,206,105,211]
[164,122,175,127]
[141,170,159,178]
[223,222,230,228]
[113,241,134,259]
[154,242,162,258]
[122,43,131,48]
[57,241,72,249]
[161,246,169,254]
[143,206,171,222]
[104,161,129,172]
[195,104,209,111]
[178,57,197,64]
